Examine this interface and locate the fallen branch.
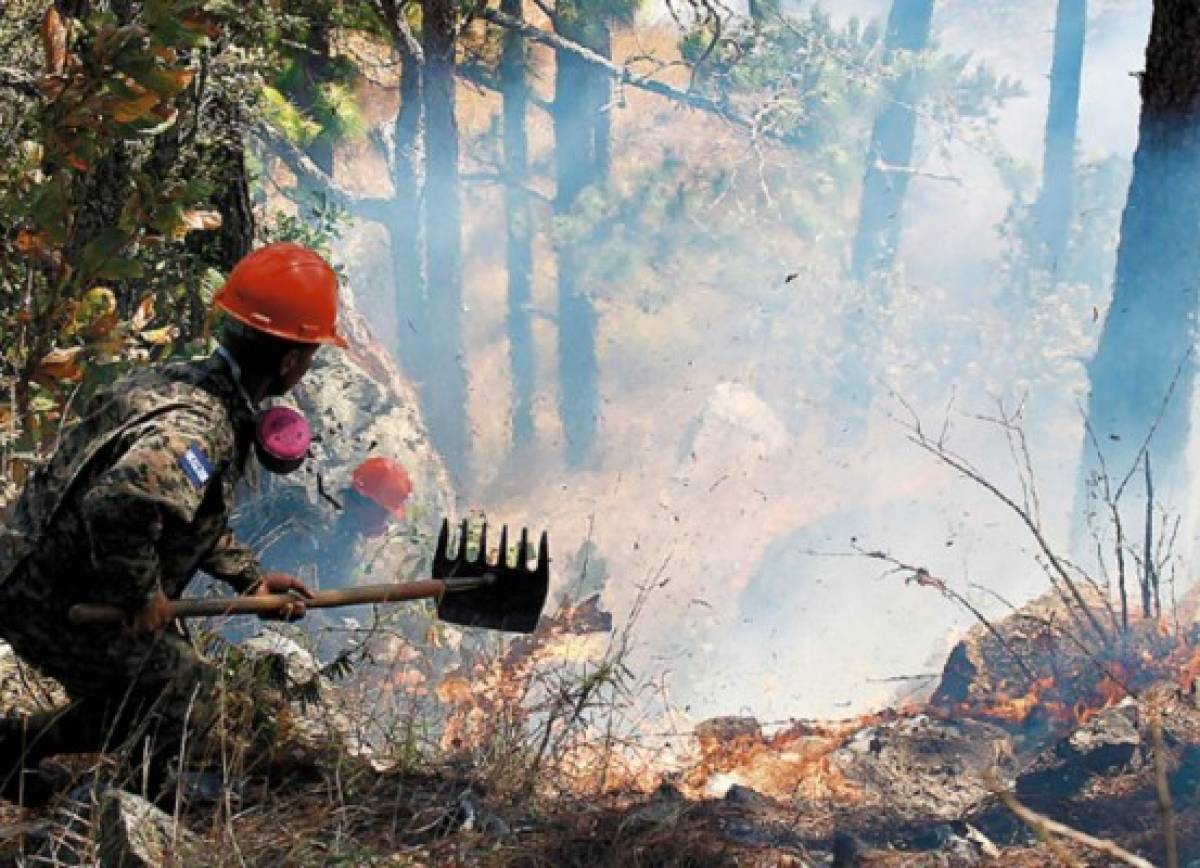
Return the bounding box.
[1150,709,1180,868]
[989,777,1153,868]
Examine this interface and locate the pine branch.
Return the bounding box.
[478,7,760,135]
[254,125,392,223]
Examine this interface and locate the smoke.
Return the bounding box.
[327,0,1154,723]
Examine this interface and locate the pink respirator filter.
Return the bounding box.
[257,405,312,466]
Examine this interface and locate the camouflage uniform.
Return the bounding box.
[0,354,264,799]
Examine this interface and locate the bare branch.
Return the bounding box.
[852,543,1039,687]
[893,396,1111,648]
[529,0,556,22]
[254,126,392,223]
[1110,352,1190,503]
[988,774,1154,868]
[478,7,760,134]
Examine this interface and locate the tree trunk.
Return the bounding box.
[391,35,426,385]
[422,0,471,483]
[849,0,935,281]
[1032,0,1087,272]
[835,0,934,441]
[553,12,608,467]
[501,0,537,454]
[1076,0,1200,575]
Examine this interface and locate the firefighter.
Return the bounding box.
[344,456,412,548]
[0,243,345,806]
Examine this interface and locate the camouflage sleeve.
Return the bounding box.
[200,529,262,592]
[79,406,234,611]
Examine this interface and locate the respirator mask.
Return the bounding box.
[216,347,312,474]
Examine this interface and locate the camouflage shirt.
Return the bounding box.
[0,355,262,615]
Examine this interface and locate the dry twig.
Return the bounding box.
[893,393,1110,648]
[987,774,1153,868]
[1150,708,1179,868]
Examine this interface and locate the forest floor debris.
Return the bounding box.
[3,590,1200,866]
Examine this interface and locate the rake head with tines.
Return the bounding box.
[432,519,550,634]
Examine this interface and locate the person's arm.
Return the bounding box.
[200,529,262,593]
[78,408,227,620]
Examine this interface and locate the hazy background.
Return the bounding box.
[334,0,1157,722]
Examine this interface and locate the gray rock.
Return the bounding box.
[97,789,199,867]
[1067,701,1140,768]
[241,631,322,693]
[1016,703,1141,809]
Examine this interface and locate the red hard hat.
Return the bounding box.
[214,243,347,348]
[351,456,412,518]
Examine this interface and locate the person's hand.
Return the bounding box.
[249,572,314,621]
[129,589,172,634]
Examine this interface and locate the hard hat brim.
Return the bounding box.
[216,303,349,349]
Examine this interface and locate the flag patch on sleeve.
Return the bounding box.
[179,443,214,489]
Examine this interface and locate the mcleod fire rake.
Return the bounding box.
[69,519,551,635]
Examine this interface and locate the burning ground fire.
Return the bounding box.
[347,584,1200,818]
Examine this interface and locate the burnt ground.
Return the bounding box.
[2,686,1198,866]
[3,591,1200,866]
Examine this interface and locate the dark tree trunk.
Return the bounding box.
[1076,0,1200,576]
[501,0,537,454]
[213,146,255,268]
[1032,0,1087,272]
[391,37,426,385]
[422,0,470,483]
[849,0,935,281]
[553,12,608,467]
[835,0,934,442]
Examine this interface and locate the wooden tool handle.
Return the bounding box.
[67,580,450,626]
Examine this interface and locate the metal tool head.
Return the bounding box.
[432,518,550,634]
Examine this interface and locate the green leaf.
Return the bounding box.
[78,228,130,278]
[30,176,71,244]
[95,257,144,281]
